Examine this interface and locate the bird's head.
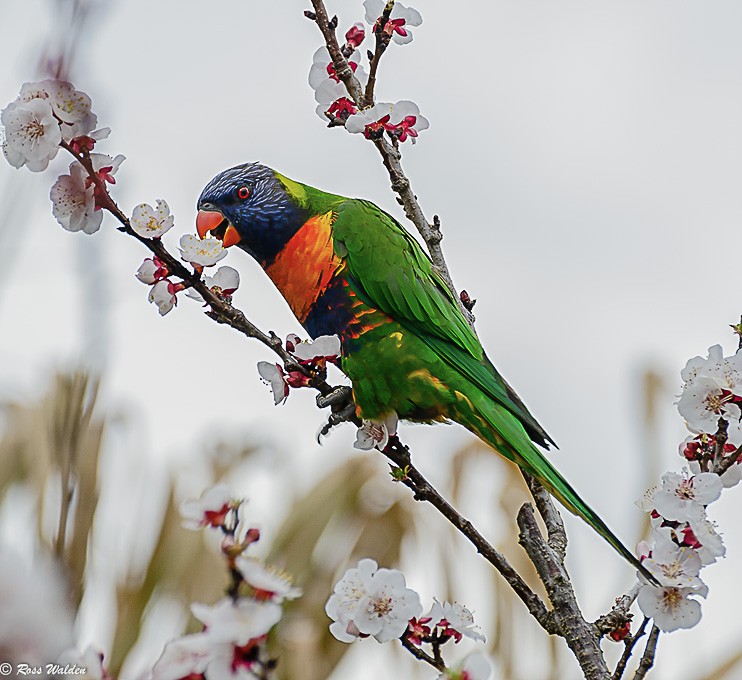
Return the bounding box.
[196,162,308,265]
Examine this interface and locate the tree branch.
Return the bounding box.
[518,503,610,680]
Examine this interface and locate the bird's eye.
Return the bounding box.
[237,186,250,200]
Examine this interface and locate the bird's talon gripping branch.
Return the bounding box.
[316,385,353,410]
[316,386,357,438]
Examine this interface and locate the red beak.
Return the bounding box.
[196,209,242,248]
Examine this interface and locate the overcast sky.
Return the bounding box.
[3,1,742,678]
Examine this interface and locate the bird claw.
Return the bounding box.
[316,385,353,410]
[316,386,357,441]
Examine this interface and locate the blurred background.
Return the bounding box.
[1,0,742,678]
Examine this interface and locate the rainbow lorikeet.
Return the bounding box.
[197,163,650,580]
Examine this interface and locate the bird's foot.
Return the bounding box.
[316,386,358,440]
[316,385,353,410]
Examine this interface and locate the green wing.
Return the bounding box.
[332,199,555,448]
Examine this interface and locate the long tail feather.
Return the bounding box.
[459,396,658,586]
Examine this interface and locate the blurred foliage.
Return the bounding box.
[3,369,742,679]
[268,457,414,680]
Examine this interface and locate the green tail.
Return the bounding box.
[459,395,658,585]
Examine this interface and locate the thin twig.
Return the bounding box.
[714,439,742,477]
[400,634,446,672]
[712,417,729,469]
[363,1,395,106]
[612,617,649,680]
[632,625,660,680]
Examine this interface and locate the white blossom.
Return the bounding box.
[50,162,101,234]
[652,471,722,522]
[641,538,704,589]
[345,102,393,136]
[179,234,227,267]
[314,78,348,106]
[636,540,653,561]
[153,634,213,680]
[363,0,423,44]
[135,258,163,285]
[308,46,367,91]
[148,279,178,316]
[1,97,61,171]
[185,266,240,303]
[180,483,234,530]
[635,484,659,513]
[687,517,726,565]
[136,259,158,285]
[677,376,741,431]
[637,583,706,632]
[18,79,96,141]
[257,362,289,405]
[354,413,398,451]
[346,100,429,142]
[292,334,341,363]
[678,345,742,430]
[130,199,174,238]
[682,344,742,392]
[427,598,486,643]
[719,461,742,488]
[325,558,377,642]
[236,557,302,603]
[191,597,282,646]
[325,558,422,643]
[155,595,281,680]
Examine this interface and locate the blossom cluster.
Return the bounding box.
[154,484,301,680]
[2,80,236,319]
[130,212,236,316]
[634,344,741,632]
[308,1,429,143]
[0,79,126,234]
[326,558,490,679]
[2,79,97,171]
[257,333,342,404]
[134,230,234,316]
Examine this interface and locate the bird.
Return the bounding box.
[196,162,653,582]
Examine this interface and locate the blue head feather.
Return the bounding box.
[197,163,309,265]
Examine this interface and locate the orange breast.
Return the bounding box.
[264,211,343,323]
